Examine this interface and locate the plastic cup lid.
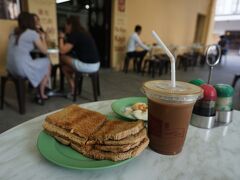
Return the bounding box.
[143,80,203,103]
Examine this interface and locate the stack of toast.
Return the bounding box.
[43,104,149,161]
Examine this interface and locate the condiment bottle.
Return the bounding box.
[193,84,217,116]
[189,79,205,86]
[214,84,234,111]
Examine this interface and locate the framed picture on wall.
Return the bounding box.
[0,0,21,20]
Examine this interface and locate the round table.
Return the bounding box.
[1,100,240,180]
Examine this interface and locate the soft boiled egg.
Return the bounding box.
[132,109,148,121]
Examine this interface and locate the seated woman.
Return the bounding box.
[33,13,45,34]
[7,12,51,100]
[33,13,51,47]
[59,16,100,95]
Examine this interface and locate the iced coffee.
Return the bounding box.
[143,80,203,155]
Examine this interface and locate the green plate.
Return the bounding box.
[37,131,133,170]
[111,97,148,121]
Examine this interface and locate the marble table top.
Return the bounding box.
[0,100,240,180]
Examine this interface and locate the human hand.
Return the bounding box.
[39,32,46,40]
[59,31,65,39]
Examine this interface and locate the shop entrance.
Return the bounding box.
[57,0,112,68]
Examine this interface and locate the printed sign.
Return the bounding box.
[111,0,127,70]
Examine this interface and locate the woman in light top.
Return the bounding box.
[7,12,51,99]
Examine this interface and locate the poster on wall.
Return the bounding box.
[27,0,58,63]
[27,0,58,46]
[111,0,127,70]
[118,0,125,12]
[0,0,20,19]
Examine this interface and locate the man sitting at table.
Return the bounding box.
[124,25,150,73]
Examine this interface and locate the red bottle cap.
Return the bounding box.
[200,84,217,101]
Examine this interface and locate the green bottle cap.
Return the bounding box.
[189,79,205,86]
[214,84,234,97]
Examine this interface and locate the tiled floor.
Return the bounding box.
[1,54,240,133]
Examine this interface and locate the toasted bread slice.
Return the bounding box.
[93,128,147,145]
[91,120,145,141]
[53,136,149,161]
[43,121,87,145]
[43,104,149,161]
[54,135,71,145]
[94,141,141,153]
[45,104,106,138]
[71,138,149,161]
[44,121,147,146]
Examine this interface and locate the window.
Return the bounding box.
[0,0,21,20]
[216,0,240,15]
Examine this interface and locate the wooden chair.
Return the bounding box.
[142,58,158,78]
[0,73,43,114]
[73,71,100,102]
[51,64,65,90]
[142,54,169,78]
[123,54,137,73]
[232,74,240,88]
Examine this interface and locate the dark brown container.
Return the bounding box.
[143,80,203,155]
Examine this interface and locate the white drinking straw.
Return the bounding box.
[152,30,176,88]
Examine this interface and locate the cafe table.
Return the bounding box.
[1,100,240,180]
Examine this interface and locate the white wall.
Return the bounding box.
[214,20,240,35]
[125,0,212,46]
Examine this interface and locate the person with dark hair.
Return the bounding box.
[135,25,142,33]
[124,24,149,73]
[32,13,51,47]
[7,12,51,100]
[59,15,100,95]
[218,35,228,63]
[32,13,44,33]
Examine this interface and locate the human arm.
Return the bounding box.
[58,32,73,54]
[34,32,48,54]
[134,34,150,51]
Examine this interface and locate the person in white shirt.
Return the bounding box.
[124,25,150,73]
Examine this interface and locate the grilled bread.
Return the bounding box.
[43,121,87,145]
[52,135,149,161]
[44,121,147,146]
[91,120,145,141]
[93,128,147,145]
[94,141,141,153]
[45,104,106,138]
[71,138,149,161]
[43,104,149,161]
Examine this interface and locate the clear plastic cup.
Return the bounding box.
[143,80,203,155]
